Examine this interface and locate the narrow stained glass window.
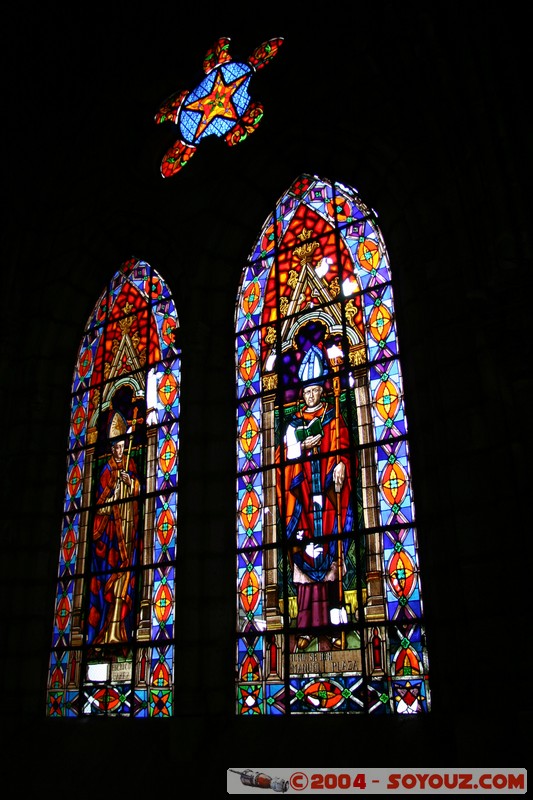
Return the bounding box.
[235,175,430,715]
[46,258,180,717]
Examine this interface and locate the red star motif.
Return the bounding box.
[185,69,247,138]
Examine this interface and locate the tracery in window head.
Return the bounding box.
[155,36,283,178]
[235,175,430,715]
[47,258,180,718]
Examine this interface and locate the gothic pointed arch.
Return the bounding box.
[47,258,180,717]
[235,175,430,715]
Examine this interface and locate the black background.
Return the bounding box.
[2,3,530,794]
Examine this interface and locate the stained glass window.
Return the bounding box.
[235,175,430,715]
[155,36,283,178]
[46,258,180,717]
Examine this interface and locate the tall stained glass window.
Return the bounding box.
[46,258,180,717]
[235,175,430,714]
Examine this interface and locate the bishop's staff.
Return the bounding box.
[124,406,144,471]
[327,344,347,651]
[118,407,143,602]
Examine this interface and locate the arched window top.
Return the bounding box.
[47,257,180,718]
[244,174,390,284]
[81,258,177,376]
[235,175,429,715]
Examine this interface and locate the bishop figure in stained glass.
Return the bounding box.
[277,343,355,653]
[88,410,142,646]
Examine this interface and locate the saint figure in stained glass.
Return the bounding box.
[276,341,354,653]
[88,411,142,646]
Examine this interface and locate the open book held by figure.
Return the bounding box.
[294,416,323,442]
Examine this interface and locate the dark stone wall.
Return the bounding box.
[2,4,529,793]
